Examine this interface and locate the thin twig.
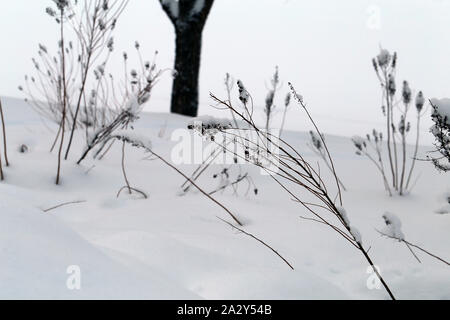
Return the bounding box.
[149,148,243,226]
[209,173,249,196]
[209,86,396,300]
[116,186,148,199]
[404,242,421,263]
[56,8,68,186]
[0,99,9,166]
[377,230,449,266]
[112,134,244,226]
[218,217,294,270]
[43,200,86,213]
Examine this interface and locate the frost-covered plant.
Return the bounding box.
[111,131,243,226]
[209,82,396,299]
[20,1,129,155]
[264,67,281,133]
[261,67,292,138]
[182,75,259,197]
[86,44,163,162]
[279,92,291,139]
[429,98,450,172]
[77,91,149,165]
[308,131,346,191]
[352,131,392,196]
[209,168,258,196]
[360,48,426,195]
[185,115,259,197]
[377,212,449,266]
[75,48,162,198]
[19,1,130,184]
[46,0,71,185]
[77,96,148,198]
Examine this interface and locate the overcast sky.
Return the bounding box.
[1,0,449,143]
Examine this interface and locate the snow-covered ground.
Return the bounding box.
[0,97,449,300]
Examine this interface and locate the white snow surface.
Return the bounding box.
[0,97,449,300]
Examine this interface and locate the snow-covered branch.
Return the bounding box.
[378,212,450,266]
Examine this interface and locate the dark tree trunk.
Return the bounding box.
[159,0,215,117]
[172,25,203,117]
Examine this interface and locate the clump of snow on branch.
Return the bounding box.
[187,116,233,135]
[381,212,405,241]
[125,95,143,121]
[337,207,362,245]
[337,206,350,225]
[77,94,146,164]
[192,0,205,14]
[161,0,179,18]
[350,226,362,245]
[112,130,153,151]
[434,191,450,215]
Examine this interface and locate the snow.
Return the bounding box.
[337,207,362,244]
[381,212,405,241]
[187,115,233,132]
[126,95,143,117]
[161,0,179,18]
[350,226,362,245]
[337,206,350,226]
[434,192,450,215]
[0,184,196,299]
[1,96,449,299]
[113,129,153,150]
[192,0,205,15]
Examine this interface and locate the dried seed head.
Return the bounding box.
[388,74,396,96]
[402,81,411,105]
[372,58,379,73]
[377,48,391,68]
[415,91,425,112]
[392,52,397,69]
[285,92,291,107]
[237,80,249,105]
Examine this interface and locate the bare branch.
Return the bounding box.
[218,217,294,270]
[43,200,87,213]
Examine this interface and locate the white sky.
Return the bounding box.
[1,0,449,144]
